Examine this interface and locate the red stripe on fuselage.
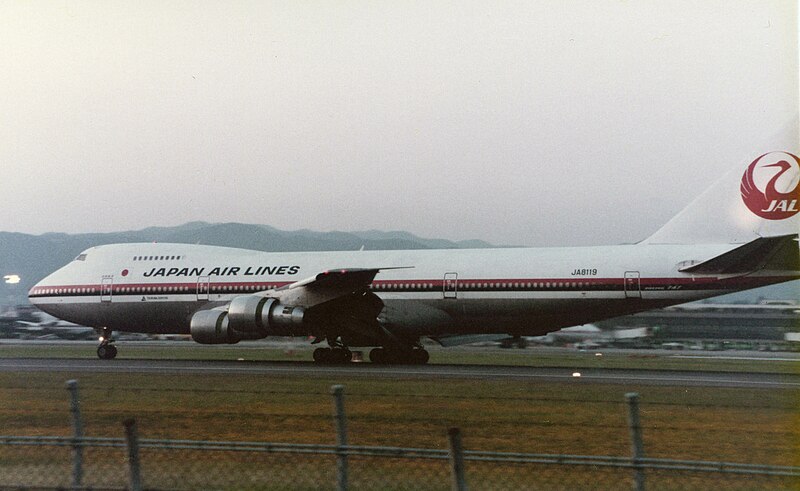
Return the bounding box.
[27,274,797,298]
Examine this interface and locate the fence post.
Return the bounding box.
[123,419,143,491]
[625,393,645,491]
[331,385,348,491]
[448,427,468,491]
[65,379,83,488]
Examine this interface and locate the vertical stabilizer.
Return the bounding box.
[644,149,800,245]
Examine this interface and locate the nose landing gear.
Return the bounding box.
[97,328,117,360]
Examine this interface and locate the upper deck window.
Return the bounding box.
[130,255,184,261]
[75,254,87,261]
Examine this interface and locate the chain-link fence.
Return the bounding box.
[2,435,799,490]
[1,380,798,490]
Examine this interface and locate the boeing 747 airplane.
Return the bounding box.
[28,151,800,363]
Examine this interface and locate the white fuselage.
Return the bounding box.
[28,242,797,341]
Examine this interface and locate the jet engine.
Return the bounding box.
[189,309,241,345]
[190,295,306,344]
[227,295,305,335]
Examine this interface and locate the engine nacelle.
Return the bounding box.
[227,295,305,335]
[190,310,242,345]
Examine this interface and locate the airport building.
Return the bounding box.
[598,302,800,344]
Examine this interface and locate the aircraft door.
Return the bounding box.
[443,272,458,299]
[100,277,113,303]
[624,271,641,299]
[197,276,210,301]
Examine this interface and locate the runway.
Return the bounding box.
[2,357,798,389]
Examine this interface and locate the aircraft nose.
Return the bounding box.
[28,278,44,304]
[27,276,60,318]
[27,274,54,307]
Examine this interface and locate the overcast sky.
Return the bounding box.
[1,1,797,246]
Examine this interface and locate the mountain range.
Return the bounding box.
[0,222,493,303]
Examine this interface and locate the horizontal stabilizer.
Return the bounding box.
[680,234,799,274]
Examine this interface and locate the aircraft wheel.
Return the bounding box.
[411,349,429,365]
[326,348,351,364]
[338,349,353,363]
[313,348,330,363]
[314,348,352,364]
[97,344,117,360]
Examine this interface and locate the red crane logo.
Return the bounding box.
[740,151,800,220]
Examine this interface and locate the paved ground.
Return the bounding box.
[1,357,798,388]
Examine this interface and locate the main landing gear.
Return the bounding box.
[314,346,430,365]
[311,335,429,365]
[312,336,353,364]
[312,346,429,364]
[313,347,353,364]
[97,328,117,360]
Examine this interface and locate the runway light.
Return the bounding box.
[237,358,245,361]
[595,352,603,357]
[3,275,20,284]
[572,372,582,378]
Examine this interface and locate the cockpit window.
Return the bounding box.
[75,254,87,261]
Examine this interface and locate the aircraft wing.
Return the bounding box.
[272,267,410,308]
[253,267,413,345]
